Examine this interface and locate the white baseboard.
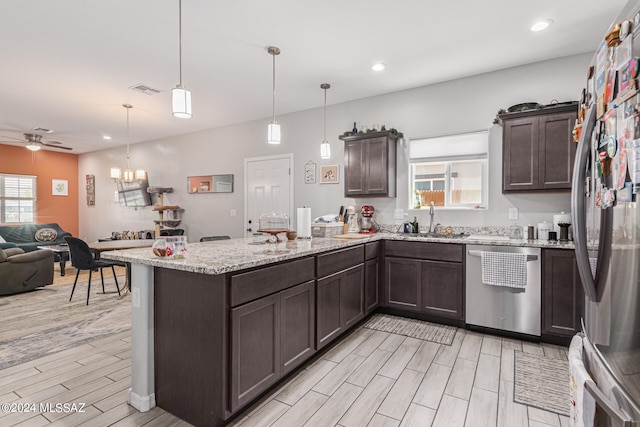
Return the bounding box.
[128,388,156,412]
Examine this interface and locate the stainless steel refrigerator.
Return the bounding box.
[571,1,640,425]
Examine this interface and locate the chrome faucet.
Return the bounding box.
[429,202,435,233]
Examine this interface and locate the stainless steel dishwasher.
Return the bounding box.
[465,244,541,336]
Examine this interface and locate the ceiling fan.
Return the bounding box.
[0,133,73,151]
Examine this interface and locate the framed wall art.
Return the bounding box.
[320,165,339,184]
[86,174,95,206]
[305,161,316,184]
[52,179,68,196]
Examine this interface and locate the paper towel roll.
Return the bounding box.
[297,207,312,239]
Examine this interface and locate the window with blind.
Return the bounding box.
[409,131,488,209]
[0,174,37,223]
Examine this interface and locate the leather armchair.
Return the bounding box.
[0,248,54,295]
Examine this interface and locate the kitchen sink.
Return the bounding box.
[396,232,468,239]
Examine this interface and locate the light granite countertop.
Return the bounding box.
[101,233,575,276]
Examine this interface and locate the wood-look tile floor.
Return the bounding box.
[0,325,569,427]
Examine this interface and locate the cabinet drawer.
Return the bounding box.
[231,257,315,307]
[317,245,364,277]
[365,241,380,260]
[385,240,462,263]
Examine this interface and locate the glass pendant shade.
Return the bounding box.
[26,144,41,152]
[123,169,135,183]
[320,141,331,159]
[110,167,122,180]
[268,122,281,145]
[172,85,192,119]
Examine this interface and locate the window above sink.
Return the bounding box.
[409,131,488,210]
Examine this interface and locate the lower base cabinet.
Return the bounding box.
[230,280,315,412]
[422,261,463,319]
[385,257,463,320]
[542,249,584,343]
[317,265,364,349]
[364,258,379,314]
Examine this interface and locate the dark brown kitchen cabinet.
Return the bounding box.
[316,265,364,349]
[230,280,315,412]
[340,131,398,197]
[230,293,280,412]
[500,103,578,192]
[364,241,381,314]
[421,261,463,319]
[385,257,421,312]
[384,241,464,322]
[542,249,584,345]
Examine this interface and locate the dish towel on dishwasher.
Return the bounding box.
[481,251,528,288]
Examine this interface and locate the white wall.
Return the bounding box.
[79,53,591,242]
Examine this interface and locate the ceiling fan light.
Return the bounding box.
[26,143,41,151]
[172,85,192,119]
[320,141,331,159]
[110,167,122,180]
[268,122,281,144]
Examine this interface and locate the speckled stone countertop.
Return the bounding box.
[101,233,575,276]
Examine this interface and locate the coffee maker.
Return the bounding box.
[358,205,376,234]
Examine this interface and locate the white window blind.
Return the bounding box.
[0,174,37,223]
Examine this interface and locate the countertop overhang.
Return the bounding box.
[101,233,575,276]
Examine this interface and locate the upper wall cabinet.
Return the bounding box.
[500,103,578,193]
[339,131,398,197]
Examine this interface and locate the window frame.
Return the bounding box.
[0,173,37,224]
[408,131,489,210]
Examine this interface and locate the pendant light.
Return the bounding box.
[267,46,281,144]
[320,83,331,159]
[111,104,146,183]
[172,0,192,119]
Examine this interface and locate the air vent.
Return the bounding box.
[32,127,54,133]
[129,83,163,96]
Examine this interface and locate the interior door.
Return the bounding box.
[245,155,293,237]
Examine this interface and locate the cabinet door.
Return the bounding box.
[503,116,539,191]
[344,140,365,196]
[421,261,463,320]
[280,281,316,375]
[385,257,421,312]
[538,112,577,190]
[542,249,584,338]
[364,137,388,195]
[342,265,364,328]
[230,294,280,411]
[316,273,343,349]
[364,258,379,314]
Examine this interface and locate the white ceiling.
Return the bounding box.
[0,0,627,154]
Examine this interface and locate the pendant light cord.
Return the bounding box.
[323,88,327,141]
[126,106,131,170]
[272,51,276,123]
[178,0,183,86]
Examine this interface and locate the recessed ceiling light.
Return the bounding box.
[103,135,112,140]
[531,19,554,32]
[371,63,386,72]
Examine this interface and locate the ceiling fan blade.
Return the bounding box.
[44,140,63,145]
[0,135,24,141]
[43,143,72,150]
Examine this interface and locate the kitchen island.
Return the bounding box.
[102,233,576,426]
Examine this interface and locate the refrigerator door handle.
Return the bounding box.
[584,380,634,426]
[572,105,598,301]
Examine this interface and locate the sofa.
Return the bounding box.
[0,223,72,252]
[0,248,54,295]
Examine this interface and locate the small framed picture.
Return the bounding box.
[305,161,316,184]
[52,179,68,196]
[320,165,339,184]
